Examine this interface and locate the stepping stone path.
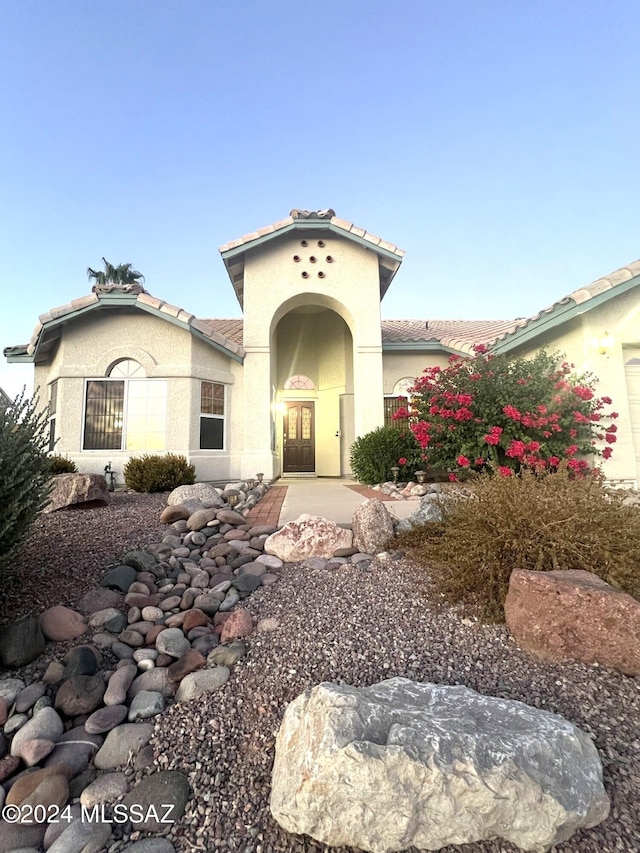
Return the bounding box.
[0,480,377,852]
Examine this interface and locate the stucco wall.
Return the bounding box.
[382,351,451,394]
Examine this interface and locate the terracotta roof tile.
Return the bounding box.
[200,319,244,346]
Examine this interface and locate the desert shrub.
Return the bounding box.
[0,389,52,576]
[396,467,640,621]
[124,453,195,492]
[47,454,77,474]
[350,425,423,485]
[398,347,618,477]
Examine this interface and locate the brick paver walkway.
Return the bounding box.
[245,485,288,526]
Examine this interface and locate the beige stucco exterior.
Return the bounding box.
[5,211,640,486]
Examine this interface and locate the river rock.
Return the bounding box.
[85,704,128,734]
[121,771,190,832]
[0,617,46,668]
[94,723,154,770]
[270,678,610,853]
[11,707,64,760]
[174,667,230,702]
[54,675,105,716]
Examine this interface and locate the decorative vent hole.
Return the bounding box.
[301,271,309,278]
[300,239,308,247]
[317,240,325,247]
[293,255,300,262]
[326,255,334,263]
[309,256,317,263]
[318,271,325,278]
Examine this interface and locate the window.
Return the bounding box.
[83,360,166,451]
[284,374,314,391]
[48,380,58,452]
[200,381,225,450]
[384,377,416,429]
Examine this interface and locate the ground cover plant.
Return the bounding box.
[124,452,195,492]
[350,425,423,485]
[395,347,619,478]
[0,389,52,577]
[396,467,640,621]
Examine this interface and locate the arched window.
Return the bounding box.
[83,359,166,451]
[109,359,146,378]
[284,374,315,391]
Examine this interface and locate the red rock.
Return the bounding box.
[0,754,21,782]
[54,675,106,716]
[505,569,640,676]
[38,606,87,642]
[146,625,166,645]
[220,608,254,642]
[6,767,69,812]
[167,649,206,683]
[182,609,209,632]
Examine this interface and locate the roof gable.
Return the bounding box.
[4,289,245,365]
[219,209,405,308]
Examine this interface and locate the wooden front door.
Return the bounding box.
[283,402,315,473]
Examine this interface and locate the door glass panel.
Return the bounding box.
[302,406,312,440]
[288,408,298,440]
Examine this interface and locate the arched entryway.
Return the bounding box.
[273,302,354,476]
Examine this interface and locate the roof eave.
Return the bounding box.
[492,273,640,354]
[382,340,468,356]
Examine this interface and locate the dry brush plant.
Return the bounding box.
[396,467,640,621]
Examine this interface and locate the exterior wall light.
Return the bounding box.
[598,332,614,356]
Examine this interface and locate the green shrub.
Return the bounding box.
[123,453,195,492]
[47,454,78,474]
[0,389,52,577]
[350,426,423,485]
[396,467,640,621]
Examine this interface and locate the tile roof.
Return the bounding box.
[218,210,405,259]
[200,318,526,354]
[492,258,640,350]
[19,291,244,362]
[381,319,524,352]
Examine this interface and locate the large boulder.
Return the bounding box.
[166,483,224,508]
[45,473,110,513]
[265,514,353,561]
[270,678,609,853]
[505,568,640,675]
[352,499,395,554]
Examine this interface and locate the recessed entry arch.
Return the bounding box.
[273,295,354,476]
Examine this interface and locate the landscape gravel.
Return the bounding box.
[2,492,639,853]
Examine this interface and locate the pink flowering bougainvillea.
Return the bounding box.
[394,347,618,476]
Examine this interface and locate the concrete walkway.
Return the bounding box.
[245,478,420,527]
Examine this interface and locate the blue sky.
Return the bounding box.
[2,0,639,398]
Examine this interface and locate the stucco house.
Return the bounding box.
[4,209,640,486]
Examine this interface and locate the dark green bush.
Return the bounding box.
[123,453,195,492]
[0,389,52,577]
[350,426,423,485]
[396,467,640,621]
[47,454,77,474]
